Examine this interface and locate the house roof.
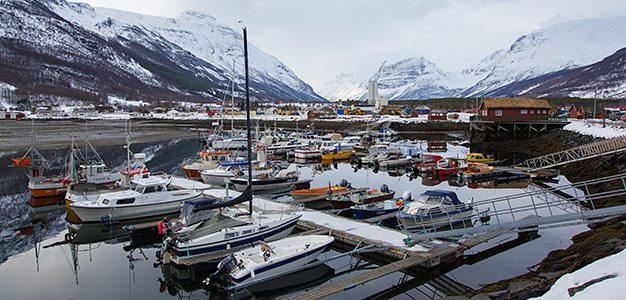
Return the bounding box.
[482,98,552,109]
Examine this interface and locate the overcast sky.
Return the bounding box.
[80,0,626,91]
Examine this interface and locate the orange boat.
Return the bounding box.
[181,149,233,179]
[290,186,348,202]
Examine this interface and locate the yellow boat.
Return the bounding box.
[462,163,494,175]
[320,150,356,161]
[465,153,494,163]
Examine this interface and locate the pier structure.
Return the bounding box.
[470,117,569,140]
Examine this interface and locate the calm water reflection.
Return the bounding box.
[0,138,588,299]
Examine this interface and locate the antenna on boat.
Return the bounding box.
[243,26,254,217]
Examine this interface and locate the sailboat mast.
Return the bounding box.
[243,27,253,216]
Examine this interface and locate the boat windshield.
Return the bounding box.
[417,194,452,205]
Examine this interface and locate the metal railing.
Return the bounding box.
[517,135,626,171]
[404,173,626,242]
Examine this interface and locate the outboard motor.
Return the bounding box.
[380,184,389,193]
[339,179,348,187]
[402,191,412,201]
[207,254,238,287]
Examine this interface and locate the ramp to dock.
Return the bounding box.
[516,135,626,171]
[285,255,435,300]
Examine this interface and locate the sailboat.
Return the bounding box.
[159,27,300,264]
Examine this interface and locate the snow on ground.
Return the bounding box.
[531,248,626,300]
[564,119,626,138]
[108,95,149,107]
[202,188,433,251]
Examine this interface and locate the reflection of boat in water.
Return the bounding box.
[427,141,447,152]
[67,213,176,246]
[208,235,334,287]
[159,259,334,298]
[29,195,64,207]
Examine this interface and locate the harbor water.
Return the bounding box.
[0,137,588,299]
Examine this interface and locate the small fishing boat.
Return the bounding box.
[290,185,347,201]
[328,185,395,209]
[462,163,494,176]
[320,149,355,161]
[431,158,469,176]
[351,192,410,219]
[181,149,234,180]
[375,152,413,169]
[465,153,494,163]
[207,235,334,287]
[199,161,273,186]
[69,176,202,222]
[413,154,444,172]
[228,170,312,194]
[396,190,473,230]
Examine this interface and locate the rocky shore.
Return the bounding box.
[457,130,626,300]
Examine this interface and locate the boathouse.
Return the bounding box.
[471,98,568,140]
[477,98,552,121]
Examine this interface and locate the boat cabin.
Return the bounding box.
[401,190,464,215]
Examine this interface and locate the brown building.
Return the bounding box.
[477,98,552,121]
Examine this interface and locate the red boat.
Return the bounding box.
[328,187,395,209]
[431,158,469,176]
[414,154,443,172]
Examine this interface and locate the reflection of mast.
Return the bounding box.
[127,248,148,299]
[70,244,79,285]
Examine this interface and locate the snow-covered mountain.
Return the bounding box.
[0,0,325,102]
[464,16,626,97]
[316,73,366,102]
[321,16,626,101]
[518,47,626,98]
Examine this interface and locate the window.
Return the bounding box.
[521,110,528,115]
[225,232,239,238]
[242,229,254,235]
[495,110,503,117]
[530,110,534,114]
[537,110,541,114]
[116,198,135,205]
[102,199,110,205]
[543,110,547,114]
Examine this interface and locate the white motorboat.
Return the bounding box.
[69,176,202,222]
[200,161,273,186]
[181,149,234,180]
[207,235,334,287]
[228,170,312,193]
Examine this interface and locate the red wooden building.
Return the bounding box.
[477,98,552,121]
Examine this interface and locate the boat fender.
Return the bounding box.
[158,220,168,235]
[339,179,348,187]
[402,191,412,201]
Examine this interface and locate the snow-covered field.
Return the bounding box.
[531,248,626,300]
[564,119,626,139]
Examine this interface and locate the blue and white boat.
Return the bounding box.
[395,190,473,231]
[163,211,301,263]
[207,235,334,287]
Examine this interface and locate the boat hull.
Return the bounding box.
[329,191,394,209]
[70,195,199,222]
[396,208,474,230]
[171,216,300,260]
